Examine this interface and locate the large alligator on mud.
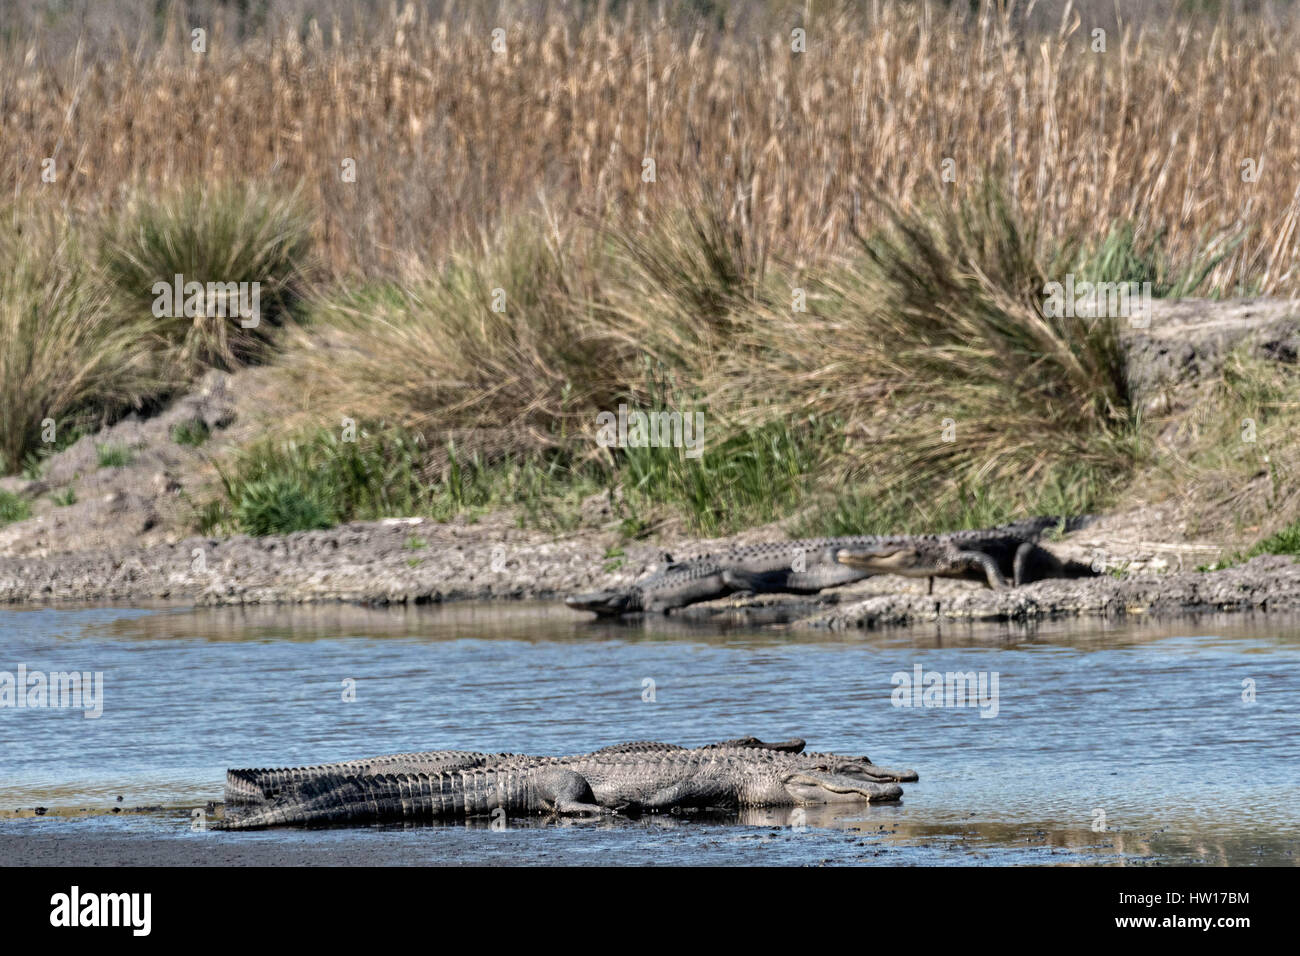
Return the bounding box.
[566,515,1097,616]
[219,737,917,829]
[224,736,808,805]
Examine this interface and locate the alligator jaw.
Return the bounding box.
[783,771,904,803]
[833,546,928,575]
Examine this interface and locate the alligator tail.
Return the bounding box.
[1005,514,1100,538]
[219,768,532,829]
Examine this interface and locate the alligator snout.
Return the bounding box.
[783,770,903,804]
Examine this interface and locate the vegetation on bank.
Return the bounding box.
[1,1,1298,553]
[0,170,1286,545]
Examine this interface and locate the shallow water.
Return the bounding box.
[1,602,1297,865]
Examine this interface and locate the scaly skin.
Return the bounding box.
[224,750,519,805]
[567,516,1096,616]
[219,741,918,829]
[225,736,811,805]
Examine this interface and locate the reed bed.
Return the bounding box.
[3,0,1298,289]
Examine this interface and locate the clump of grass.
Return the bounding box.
[288,220,631,452]
[50,487,77,507]
[0,489,30,524]
[1073,221,1246,299]
[171,418,211,447]
[96,443,134,469]
[231,476,335,537]
[735,180,1139,530]
[215,429,425,534]
[0,209,167,475]
[1246,523,1300,558]
[99,182,313,375]
[601,197,774,381]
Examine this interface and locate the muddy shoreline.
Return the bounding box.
[0,511,1297,629]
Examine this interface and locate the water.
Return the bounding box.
[1,602,1297,865]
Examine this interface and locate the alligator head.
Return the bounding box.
[780,768,903,803]
[564,589,641,616]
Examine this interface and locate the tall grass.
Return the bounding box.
[2,1,1297,294]
[0,209,166,474]
[706,183,1141,529]
[282,220,633,453]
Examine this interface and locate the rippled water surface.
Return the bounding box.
[1,603,1297,865]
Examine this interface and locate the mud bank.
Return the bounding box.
[0,508,1296,631]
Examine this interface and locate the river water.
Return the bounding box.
[1,602,1296,865]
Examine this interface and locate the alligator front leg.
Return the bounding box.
[951,549,1009,589]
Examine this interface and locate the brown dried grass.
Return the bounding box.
[3,0,1297,291]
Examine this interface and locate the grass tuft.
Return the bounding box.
[0,489,30,525]
[99,182,313,375]
[96,443,134,469]
[171,418,211,447]
[232,476,336,537]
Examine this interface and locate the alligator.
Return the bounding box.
[566,515,1096,616]
[224,736,808,805]
[219,739,917,829]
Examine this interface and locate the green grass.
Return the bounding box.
[614,413,831,536]
[96,443,134,468]
[171,418,211,447]
[204,427,609,536]
[50,487,77,507]
[1072,220,1246,299]
[231,475,336,537]
[0,489,30,524]
[1201,520,1300,572]
[1247,523,1300,557]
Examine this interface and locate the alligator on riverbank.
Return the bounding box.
[566,516,1097,616]
[219,738,917,828]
